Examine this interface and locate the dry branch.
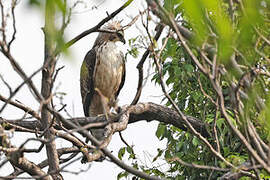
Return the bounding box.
[40,1,61,178]
[50,108,164,180]
[0,102,209,137]
[0,124,52,180]
[64,0,134,49]
[131,24,164,105]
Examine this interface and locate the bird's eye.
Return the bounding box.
[117,32,124,38]
[109,34,118,41]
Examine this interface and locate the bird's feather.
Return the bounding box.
[80,48,96,116]
[115,51,126,99]
[80,21,126,118]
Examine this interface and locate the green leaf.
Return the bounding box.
[126,146,136,159]
[164,0,182,17]
[156,123,166,140]
[223,147,230,157]
[127,47,139,58]
[126,146,133,154]
[216,118,225,131]
[184,64,194,73]
[183,0,207,45]
[129,153,135,159]
[28,0,42,6]
[192,137,199,146]
[164,150,172,159]
[118,147,125,160]
[117,171,128,180]
[192,91,201,102]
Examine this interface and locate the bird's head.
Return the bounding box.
[94,21,126,47]
[106,21,125,44]
[109,30,125,44]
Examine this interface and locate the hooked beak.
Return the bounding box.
[120,36,126,44]
[117,31,126,44]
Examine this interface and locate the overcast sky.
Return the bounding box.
[0,0,167,179]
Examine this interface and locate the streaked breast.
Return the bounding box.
[94,42,124,99]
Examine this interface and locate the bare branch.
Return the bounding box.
[0,102,209,137]
[0,51,42,103]
[40,1,61,178]
[64,0,134,50]
[10,147,80,177]
[48,107,164,180]
[131,24,164,105]
[168,157,229,172]
[0,74,12,95]
[216,71,270,173]
[7,0,17,49]
[0,66,42,114]
[146,0,193,40]
[0,124,52,180]
[139,9,243,170]
[0,94,40,120]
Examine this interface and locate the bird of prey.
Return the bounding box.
[80,21,126,142]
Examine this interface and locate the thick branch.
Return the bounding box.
[8,155,52,180]
[0,102,209,137]
[0,124,51,180]
[9,147,80,178]
[128,103,209,136]
[40,1,61,178]
[50,109,164,180]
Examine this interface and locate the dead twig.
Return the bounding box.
[64,0,134,50]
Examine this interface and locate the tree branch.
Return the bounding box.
[0,102,209,137]
[0,124,52,180]
[9,147,80,178]
[0,94,40,120]
[50,109,164,180]
[131,24,164,105]
[64,0,134,50]
[40,1,61,178]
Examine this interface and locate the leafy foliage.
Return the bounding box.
[128,0,270,179]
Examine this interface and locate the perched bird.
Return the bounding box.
[80,21,126,142]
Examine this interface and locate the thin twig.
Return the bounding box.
[130,24,164,105]
[168,157,229,172]
[7,0,17,50]
[0,74,12,95]
[146,10,234,168]
[0,94,40,120]
[64,0,134,50]
[48,107,163,180]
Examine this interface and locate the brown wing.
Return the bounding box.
[115,51,126,99]
[80,48,97,117]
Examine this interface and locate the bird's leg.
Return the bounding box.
[94,87,112,140]
[94,88,109,121]
[108,98,119,119]
[108,96,126,122]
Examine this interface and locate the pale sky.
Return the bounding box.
[0,0,167,179]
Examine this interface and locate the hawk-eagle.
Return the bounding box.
[80,21,126,141]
